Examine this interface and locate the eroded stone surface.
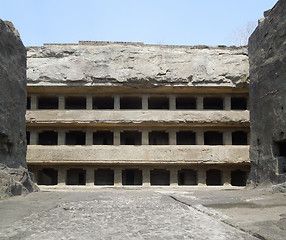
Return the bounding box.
[0,19,36,198]
[27,42,249,88]
[248,0,286,186]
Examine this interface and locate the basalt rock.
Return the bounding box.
[27,42,249,88]
[248,0,286,187]
[0,19,37,198]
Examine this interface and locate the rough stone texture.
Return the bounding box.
[248,0,286,186]
[0,19,37,198]
[27,42,249,88]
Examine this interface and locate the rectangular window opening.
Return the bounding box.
[203,97,223,110]
[149,131,169,145]
[38,96,58,109]
[231,97,247,110]
[65,96,86,109]
[120,97,142,109]
[204,131,223,145]
[94,169,114,185]
[93,131,113,145]
[176,97,196,109]
[120,131,142,145]
[38,131,58,145]
[176,131,196,145]
[93,96,114,109]
[232,131,248,145]
[122,169,142,185]
[66,131,86,145]
[148,97,169,109]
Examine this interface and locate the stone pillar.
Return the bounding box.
[33,170,38,184]
[30,131,38,145]
[197,168,206,186]
[224,96,231,110]
[222,169,232,186]
[86,95,93,110]
[58,131,65,145]
[114,129,120,146]
[142,130,149,145]
[58,96,65,110]
[223,132,232,145]
[169,95,176,110]
[196,96,203,110]
[31,95,38,110]
[114,168,122,187]
[86,130,93,146]
[169,129,177,145]
[142,95,148,110]
[85,168,94,186]
[196,131,204,145]
[170,168,178,187]
[57,168,66,186]
[142,168,150,187]
[114,95,120,110]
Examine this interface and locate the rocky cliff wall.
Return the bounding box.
[248,0,286,187]
[0,19,36,198]
[27,42,249,88]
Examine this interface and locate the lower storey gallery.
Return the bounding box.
[28,165,250,187]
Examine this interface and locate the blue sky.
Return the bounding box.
[0,0,278,46]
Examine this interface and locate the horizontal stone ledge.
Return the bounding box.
[26,110,249,126]
[27,145,249,164]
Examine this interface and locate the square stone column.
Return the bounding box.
[142,130,149,145]
[224,96,231,110]
[114,95,120,110]
[196,131,204,145]
[169,95,176,110]
[58,96,65,110]
[223,132,232,145]
[85,168,94,186]
[86,130,93,146]
[196,96,203,110]
[142,168,150,187]
[30,131,38,145]
[114,168,122,187]
[31,95,38,110]
[169,129,177,145]
[197,168,206,186]
[86,95,93,110]
[142,95,148,110]
[114,129,120,146]
[170,168,178,187]
[58,131,66,145]
[57,168,66,186]
[222,169,232,186]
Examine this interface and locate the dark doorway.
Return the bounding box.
[93,131,113,145]
[66,131,86,145]
[232,131,248,145]
[120,131,142,145]
[176,97,196,109]
[206,169,222,186]
[94,169,114,185]
[178,169,197,185]
[203,97,223,110]
[275,141,286,174]
[93,96,114,109]
[231,97,247,110]
[231,169,247,186]
[150,169,170,186]
[176,131,196,145]
[66,168,86,185]
[122,169,142,185]
[120,97,142,109]
[37,168,58,185]
[38,131,58,145]
[65,96,86,109]
[149,131,169,145]
[26,131,30,145]
[148,97,169,109]
[38,96,58,109]
[26,97,31,109]
[204,131,223,145]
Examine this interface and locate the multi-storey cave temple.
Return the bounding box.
[26,42,251,187]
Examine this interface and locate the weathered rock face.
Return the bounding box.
[248,0,286,186]
[27,42,249,88]
[0,19,37,198]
